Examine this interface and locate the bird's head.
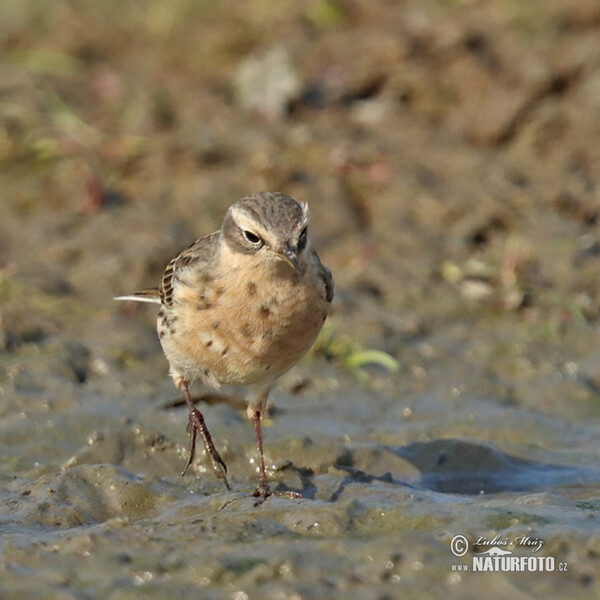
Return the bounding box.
[222,192,310,271]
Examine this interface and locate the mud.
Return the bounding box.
[2,1,600,598]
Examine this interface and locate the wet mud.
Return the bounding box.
[2,1,600,598]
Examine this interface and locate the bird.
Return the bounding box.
[115,192,333,498]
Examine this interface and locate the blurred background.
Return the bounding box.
[2,1,600,598]
[3,0,600,354]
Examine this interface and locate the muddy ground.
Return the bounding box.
[2,1,600,598]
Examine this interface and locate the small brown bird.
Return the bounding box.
[115,192,333,497]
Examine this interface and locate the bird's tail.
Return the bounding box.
[114,288,161,304]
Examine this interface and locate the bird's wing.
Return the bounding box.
[159,231,221,307]
[313,250,334,303]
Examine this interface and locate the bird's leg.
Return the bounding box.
[248,389,301,502]
[251,407,270,497]
[178,380,229,490]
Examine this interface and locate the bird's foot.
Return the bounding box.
[182,408,230,490]
[251,483,301,505]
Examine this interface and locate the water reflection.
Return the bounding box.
[391,439,600,495]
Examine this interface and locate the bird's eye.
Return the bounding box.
[243,230,262,245]
[298,227,308,251]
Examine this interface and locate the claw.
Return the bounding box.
[252,485,301,506]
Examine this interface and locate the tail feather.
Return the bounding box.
[114,288,161,304]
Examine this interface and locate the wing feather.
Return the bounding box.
[159,231,221,307]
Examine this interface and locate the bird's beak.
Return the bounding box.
[272,242,299,270]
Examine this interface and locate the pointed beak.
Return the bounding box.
[272,242,299,270]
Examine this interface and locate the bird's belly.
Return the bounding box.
[162,276,328,386]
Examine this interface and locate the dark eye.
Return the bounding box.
[243,230,262,245]
[298,227,308,251]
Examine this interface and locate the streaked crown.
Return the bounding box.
[222,192,310,267]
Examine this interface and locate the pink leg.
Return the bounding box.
[251,408,270,496]
[179,381,229,490]
[248,395,300,502]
